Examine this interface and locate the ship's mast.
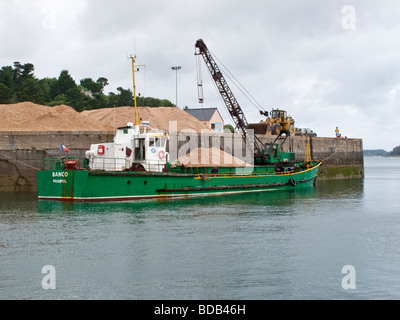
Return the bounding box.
[129,55,145,126]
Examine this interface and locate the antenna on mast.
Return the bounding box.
[128,55,145,125]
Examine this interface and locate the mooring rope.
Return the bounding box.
[320,141,347,163]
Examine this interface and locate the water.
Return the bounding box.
[1,157,399,300]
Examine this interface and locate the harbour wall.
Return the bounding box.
[0,131,364,192]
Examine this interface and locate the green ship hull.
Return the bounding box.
[37,159,321,202]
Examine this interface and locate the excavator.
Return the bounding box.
[195,39,295,165]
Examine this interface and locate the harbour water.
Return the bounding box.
[0,156,399,300]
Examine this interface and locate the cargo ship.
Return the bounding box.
[36,123,320,202]
[37,44,321,202]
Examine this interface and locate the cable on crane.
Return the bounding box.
[209,49,267,114]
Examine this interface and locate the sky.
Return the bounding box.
[1,0,400,150]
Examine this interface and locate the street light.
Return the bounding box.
[171,66,181,108]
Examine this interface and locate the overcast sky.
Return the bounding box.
[1,0,399,150]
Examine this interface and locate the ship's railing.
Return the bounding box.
[195,171,297,179]
[90,157,167,172]
[41,157,88,171]
[89,157,131,172]
[191,161,321,179]
[41,156,168,172]
[135,160,167,173]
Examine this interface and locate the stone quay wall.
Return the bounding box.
[0,131,364,192]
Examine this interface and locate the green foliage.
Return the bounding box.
[224,124,234,133]
[363,149,388,156]
[0,61,175,111]
[48,94,67,106]
[57,70,77,94]
[0,83,12,103]
[80,78,102,95]
[136,96,174,107]
[19,78,46,104]
[390,146,400,156]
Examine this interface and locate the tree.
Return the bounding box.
[136,96,174,107]
[80,78,102,95]
[49,94,67,106]
[65,87,86,111]
[12,62,35,94]
[107,92,118,108]
[159,99,173,107]
[116,87,134,106]
[0,62,178,111]
[0,83,12,103]
[92,94,108,110]
[224,124,234,133]
[96,77,109,92]
[39,77,58,103]
[19,78,46,104]
[0,66,15,92]
[57,70,77,94]
[391,146,400,156]
[21,63,35,81]
[0,63,37,102]
[12,62,23,86]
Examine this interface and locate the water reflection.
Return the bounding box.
[0,178,364,220]
[35,179,364,215]
[315,178,364,200]
[36,187,318,214]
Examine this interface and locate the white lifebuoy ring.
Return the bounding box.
[158,150,165,160]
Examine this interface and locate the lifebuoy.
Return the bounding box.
[158,150,165,160]
[289,177,297,187]
[98,145,105,155]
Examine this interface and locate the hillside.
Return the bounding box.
[363,149,388,156]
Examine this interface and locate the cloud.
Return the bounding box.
[1,0,400,150]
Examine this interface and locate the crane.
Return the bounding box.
[195,38,270,163]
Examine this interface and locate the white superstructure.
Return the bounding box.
[85,122,169,172]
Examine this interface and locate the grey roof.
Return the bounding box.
[185,108,221,122]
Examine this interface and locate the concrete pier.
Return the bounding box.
[0,131,364,192]
[257,135,364,180]
[0,131,114,192]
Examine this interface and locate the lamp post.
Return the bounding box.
[171,66,181,108]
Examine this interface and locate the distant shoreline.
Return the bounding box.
[364,154,400,157]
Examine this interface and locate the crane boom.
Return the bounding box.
[195,38,264,158]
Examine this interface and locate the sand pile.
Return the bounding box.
[0,102,114,131]
[172,147,250,167]
[82,106,210,132]
[0,103,210,132]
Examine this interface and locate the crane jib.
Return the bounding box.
[195,38,264,158]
